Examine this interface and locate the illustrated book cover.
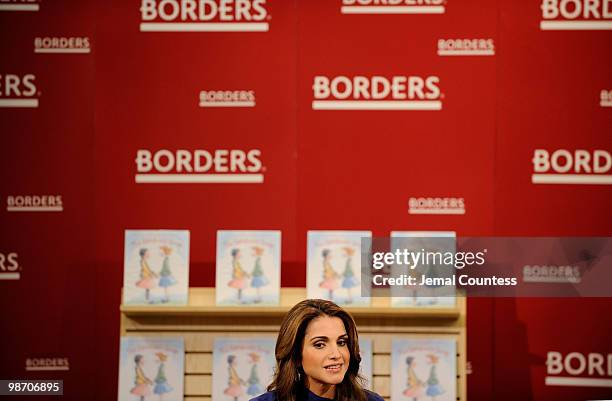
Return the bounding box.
[307,230,372,306]
[216,230,281,306]
[123,230,190,305]
[117,336,185,401]
[391,338,457,401]
[212,337,276,400]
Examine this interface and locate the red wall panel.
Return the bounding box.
[0,1,610,400]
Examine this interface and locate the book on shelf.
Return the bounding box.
[123,230,190,305]
[117,336,185,401]
[391,337,457,401]
[390,231,457,308]
[212,337,276,400]
[216,230,281,306]
[307,230,372,306]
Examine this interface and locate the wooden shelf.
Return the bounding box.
[120,287,461,319]
[120,287,467,400]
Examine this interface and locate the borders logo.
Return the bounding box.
[437,39,495,56]
[341,0,445,15]
[0,252,20,280]
[408,197,465,215]
[312,75,442,111]
[546,351,612,387]
[0,73,38,108]
[25,358,70,371]
[7,195,63,212]
[199,90,255,107]
[135,149,264,183]
[523,265,581,283]
[34,37,91,54]
[140,0,270,32]
[532,149,612,185]
[601,89,612,107]
[0,0,40,11]
[540,0,612,30]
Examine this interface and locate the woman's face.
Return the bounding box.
[301,316,350,393]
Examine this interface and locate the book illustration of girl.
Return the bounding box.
[223,354,245,400]
[228,248,250,303]
[319,249,339,301]
[403,356,424,401]
[135,248,158,303]
[341,247,359,304]
[158,246,177,303]
[130,354,153,401]
[246,352,263,396]
[153,352,173,400]
[425,354,445,400]
[250,246,269,304]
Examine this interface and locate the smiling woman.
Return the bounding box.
[250,299,383,401]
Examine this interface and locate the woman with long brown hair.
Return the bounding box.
[250,299,383,401]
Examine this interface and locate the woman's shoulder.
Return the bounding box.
[249,391,276,401]
[365,389,384,401]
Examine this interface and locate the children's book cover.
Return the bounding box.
[391,338,456,401]
[359,338,373,390]
[216,230,281,305]
[307,231,372,306]
[117,337,185,401]
[123,230,190,305]
[212,337,276,401]
[390,232,456,308]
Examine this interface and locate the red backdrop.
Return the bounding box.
[1,1,610,400]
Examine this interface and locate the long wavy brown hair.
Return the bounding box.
[267,299,367,401]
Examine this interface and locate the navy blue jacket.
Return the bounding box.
[250,389,384,401]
